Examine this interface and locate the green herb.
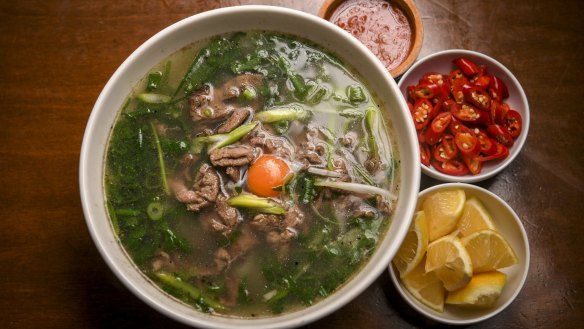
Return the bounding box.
[146,71,163,91]
[154,272,225,311]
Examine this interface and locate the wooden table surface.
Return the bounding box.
[1,1,583,328]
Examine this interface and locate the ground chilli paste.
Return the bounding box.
[104,31,400,317]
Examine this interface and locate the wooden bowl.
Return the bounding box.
[319,0,423,78]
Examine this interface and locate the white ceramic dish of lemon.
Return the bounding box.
[80,5,421,329]
[388,183,530,325]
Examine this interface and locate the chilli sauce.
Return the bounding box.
[330,0,413,72]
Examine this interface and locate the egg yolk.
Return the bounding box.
[247,155,290,197]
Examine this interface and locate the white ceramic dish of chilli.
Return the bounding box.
[398,49,530,183]
[79,5,421,329]
[389,183,530,325]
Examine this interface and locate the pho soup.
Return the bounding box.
[104,31,400,317]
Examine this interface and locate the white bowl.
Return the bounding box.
[79,5,420,329]
[389,183,530,325]
[398,49,530,183]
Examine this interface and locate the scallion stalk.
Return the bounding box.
[154,272,225,310]
[227,194,286,214]
[254,106,311,123]
[150,122,170,195]
[191,122,258,154]
[137,93,172,104]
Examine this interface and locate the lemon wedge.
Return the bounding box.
[423,188,466,241]
[402,256,445,312]
[426,234,473,291]
[457,197,497,237]
[445,271,507,308]
[393,211,429,278]
[461,229,519,272]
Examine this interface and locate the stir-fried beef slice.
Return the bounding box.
[207,219,231,235]
[251,206,303,258]
[197,226,258,276]
[171,179,210,211]
[266,229,296,246]
[339,131,358,149]
[192,164,220,202]
[214,248,231,272]
[189,73,263,122]
[178,153,199,181]
[296,126,333,166]
[218,73,263,101]
[170,164,220,212]
[225,166,240,182]
[297,142,324,166]
[217,107,252,133]
[352,204,378,219]
[250,213,281,232]
[265,229,296,258]
[376,195,394,216]
[333,194,379,220]
[220,276,241,307]
[364,156,382,173]
[189,85,231,122]
[284,205,305,229]
[216,194,241,230]
[209,145,255,167]
[331,156,352,181]
[247,130,294,160]
[150,250,174,272]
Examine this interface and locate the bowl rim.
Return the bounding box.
[398,49,530,183]
[388,182,531,325]
[79,5,420,328]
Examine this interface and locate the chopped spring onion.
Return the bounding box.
[227,194,286,215]
[254,105,311,123]
[241,86,257,100]
[314,179,397,201]
[137,93,172,104]
[365,106,380,156]
[191,122,258,154]
[147,201,164,221]
[115,208,141,216]
[346,84,367,104]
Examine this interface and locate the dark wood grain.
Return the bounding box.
[1,1,583,328]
